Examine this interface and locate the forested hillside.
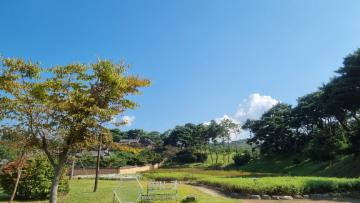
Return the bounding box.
[241,49,360,177]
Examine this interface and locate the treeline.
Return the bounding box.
[147,120,241,165]
[244,49,360,162]
[98,119,242,167]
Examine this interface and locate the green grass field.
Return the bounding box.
[176,153,360,178]
[144,168,360,196]
[0,179,240,203]
[2,170,360,202]
[237,154,360,178]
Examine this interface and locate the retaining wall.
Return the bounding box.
[71,164,159,176]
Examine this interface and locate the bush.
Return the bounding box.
[172,150,208,164]
[306,128,347,161]
[0,156,69,200]
[102,153,127,168]
[173,150,197,164]
[137,149,162,165]
[182,195,197,203]
[233,150,251,166]
[292,157,301,165]
[194,152,207,163]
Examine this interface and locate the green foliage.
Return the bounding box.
[0,144,16,161]
[306,128,347,161]
[111,129,163,147]
[0,57,150,200]
[242,48,360,161]
[170,150,208,164]
[181,196,197,203]
[2,179,244,203]
[239,154,360,178]
[110,129,126,142]
[0,156,69,200]
[233,150,251,166]
[172,150,198,164]
[193,152,208,163]
[198,176,360,195]
[136,149,162,165]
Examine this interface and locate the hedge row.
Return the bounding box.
[145,172,360,195]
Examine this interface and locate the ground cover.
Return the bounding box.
[143,168,360,196]
[0,179,238,203]
[237,155,360,178]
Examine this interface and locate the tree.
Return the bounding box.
[244,103,297,155]
[126,129,146,139]
[163,124,196,149]
[205,120,223,164]
[0,57,150,203]
[322,49,360,154]
[218,119,240,164]
[0,127,34,202]
[110,129,126,142]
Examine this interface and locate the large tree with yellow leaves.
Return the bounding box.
[0,57,150,203]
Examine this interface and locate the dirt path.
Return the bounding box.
[188,184,359,203]
[190,185,228,198]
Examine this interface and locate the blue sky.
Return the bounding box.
[1,0,360,133]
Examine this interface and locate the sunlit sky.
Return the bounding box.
[1,0,360,133]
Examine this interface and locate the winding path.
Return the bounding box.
[190,185,228,198]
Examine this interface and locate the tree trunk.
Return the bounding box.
[227,143,230,164]
[9,167,22,203]
[69,159,75,180]
[93,135,102,192]
[49,165,62,203]
[208,146,213,164]
[215,152,218,164]
[9,152,25,203]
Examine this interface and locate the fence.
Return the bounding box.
[71,164,159,176]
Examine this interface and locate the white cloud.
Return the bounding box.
[121,116,135,126]
[205,93,279,140]
[235,93,279,122]
[204,114,242,140]
[209,114,239,125]
[111,115,135,127]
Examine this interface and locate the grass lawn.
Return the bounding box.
[1,167,360,202]
[167,152,360,179]
[144,168,360,196]
[0,179,239,203]
[237,155,360,178]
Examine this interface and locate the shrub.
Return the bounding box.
[292,157,301,165]
[137,149,162,165]
[306,128,346,161]
[233,150,251,166]
[194,152,207,163]
[172,150,208,164]
[181,195,197,203]
[0,156,69,200]
[172,150,197,164]
[102,153,127,168]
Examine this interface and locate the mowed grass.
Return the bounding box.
[0,179,119,203]
[0,179,239,203]
[144,168,360,196]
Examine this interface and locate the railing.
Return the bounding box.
[113,190,122,203]
[141,181,178,202]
